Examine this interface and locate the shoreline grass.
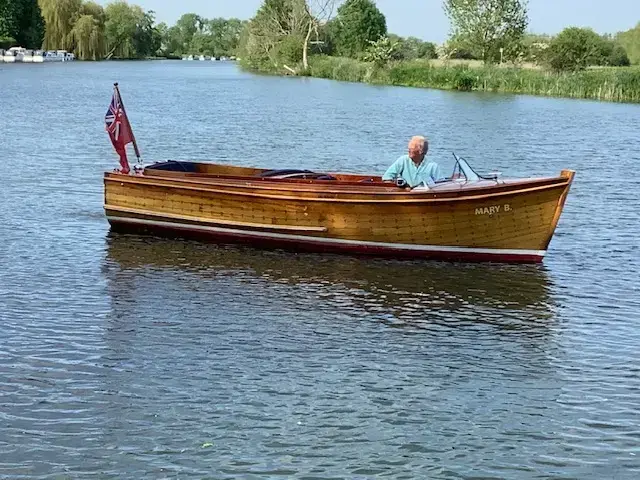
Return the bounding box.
[246,56,640,104]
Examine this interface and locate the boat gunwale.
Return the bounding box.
[139,167,566,193]
[104,171,572,204]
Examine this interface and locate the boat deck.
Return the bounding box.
[134,160,566,198]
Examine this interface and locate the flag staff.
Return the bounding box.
[113,82,141,161]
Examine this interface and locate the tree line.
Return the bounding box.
[239,0,639,72]
[0,0,245,60]
[1,0,638,70]
[239,0,439,71]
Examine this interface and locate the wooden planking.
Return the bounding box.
[104,169,571,251]
[105,205,327,232]
[106,181,558,244]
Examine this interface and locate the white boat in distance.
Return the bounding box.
[2,46,24,62]
[0,47,70,63]
[22,49,34,62]
[44,50,75,62]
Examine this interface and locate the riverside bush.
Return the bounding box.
[253,56,640,104]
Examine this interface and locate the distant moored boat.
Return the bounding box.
[44,50,74,62]
[2,49,17,63]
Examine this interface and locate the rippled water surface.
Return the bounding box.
[1,61,640,479]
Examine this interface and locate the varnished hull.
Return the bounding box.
[104,164,575,263]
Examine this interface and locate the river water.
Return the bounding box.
[1,60,639,479]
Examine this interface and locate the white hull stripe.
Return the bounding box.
[106,216,547,258]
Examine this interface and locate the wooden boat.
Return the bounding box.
[104,155,575,264]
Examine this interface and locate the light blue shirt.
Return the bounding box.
[382,155,443,188]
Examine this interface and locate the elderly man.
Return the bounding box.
[382,135,442,188]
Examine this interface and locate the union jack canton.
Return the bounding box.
[105,91,124,140]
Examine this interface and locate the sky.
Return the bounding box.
[102,0,640,43]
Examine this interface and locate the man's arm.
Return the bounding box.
[382,157,403,181]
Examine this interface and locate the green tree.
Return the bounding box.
[522,32,551,63]
[38,0,81,50]
[615,23,640,65]
[222,18,246,56]
[163,25,184,56]
[389,35,437,60]
[1,0,44,48]
[0,36,15,48]
[69,14,102,59]
[417,40,437,59]
[0,0,20,42]
[104,1,147,58]
[443,0,528,63]
[440,35,479,59]
[195,18,246,57]
[331,0,386,58]
[175,13,204,52]
[546,27,608,71]
[608,43,630,67]
[133,9,161,57]
[18,0,45,48]
[68,1,105,59]
[362,35,398,66]
[188,30,211,55]
[309,21,336,55]
[154,21,171,56]
[241,0,308,68]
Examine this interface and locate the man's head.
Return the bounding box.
[408,135,428,164]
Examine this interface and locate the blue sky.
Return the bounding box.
[107,0,640,42]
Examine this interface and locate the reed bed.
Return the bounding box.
[303,56,640,104]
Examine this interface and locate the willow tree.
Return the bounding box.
[69,15,100,59]
[38,0,81,50]
[68,2,105,60]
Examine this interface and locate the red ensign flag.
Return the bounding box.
[105,86,136,174]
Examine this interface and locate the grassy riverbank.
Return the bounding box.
[265,56,640,104]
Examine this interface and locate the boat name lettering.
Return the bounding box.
[475,204,511,216]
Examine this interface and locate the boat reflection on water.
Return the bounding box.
[104,233,557,330]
